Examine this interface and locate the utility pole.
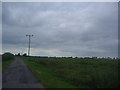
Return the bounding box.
[26,34,33,56]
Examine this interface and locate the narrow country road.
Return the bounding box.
[2,57,44,88]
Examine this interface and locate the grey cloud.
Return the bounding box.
[2,2,118,57]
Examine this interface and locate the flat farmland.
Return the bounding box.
[22,57,119,88]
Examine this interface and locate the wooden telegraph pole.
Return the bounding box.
[26,35,33,56]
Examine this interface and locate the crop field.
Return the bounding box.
[22,57,119,88]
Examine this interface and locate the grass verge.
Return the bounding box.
[2,59,14,72]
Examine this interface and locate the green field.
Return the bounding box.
[22,57,119,88]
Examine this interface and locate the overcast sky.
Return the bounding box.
[0,2,1,54]
[2,2,118,57]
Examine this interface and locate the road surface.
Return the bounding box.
[2,57,44,88]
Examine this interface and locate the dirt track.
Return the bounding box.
[2,57,44,88]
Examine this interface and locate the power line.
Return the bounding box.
[26,34,33,56]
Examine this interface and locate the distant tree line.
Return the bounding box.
[15,53,27,57]
[27,55,119,60]
[2,52,119,60]
[2,52,15,61]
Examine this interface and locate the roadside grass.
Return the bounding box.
[0,55,2,72]
[2,59,15,72]
[22,58,80,88]
[2,53,15,72]
[24,57,119,88]
[0,61,1,72]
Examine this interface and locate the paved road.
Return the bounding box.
[2,57,44,88]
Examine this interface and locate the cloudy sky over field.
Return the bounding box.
[2,2,118,57]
